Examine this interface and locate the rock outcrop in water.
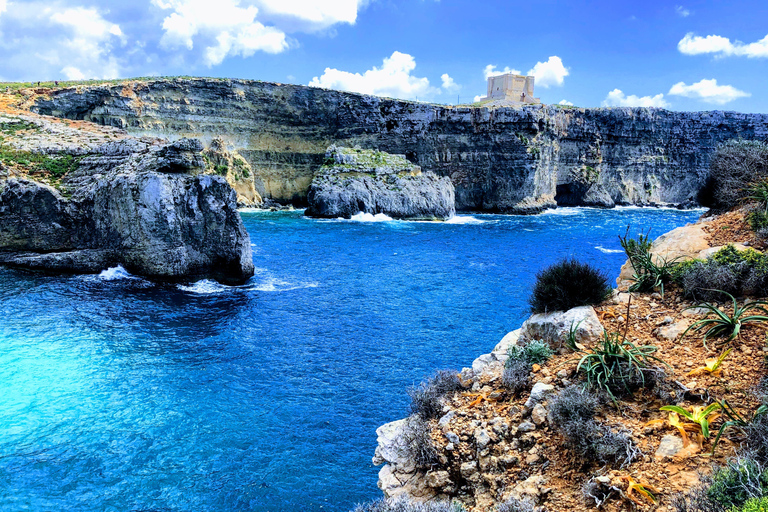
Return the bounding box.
[0,112,254,284]
[31,78,768,212]
[305,146,455,220]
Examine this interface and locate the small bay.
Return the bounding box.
[0,207,701,511]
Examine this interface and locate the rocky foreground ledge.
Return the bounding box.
[370,216,768,511]
[0,111,254,284]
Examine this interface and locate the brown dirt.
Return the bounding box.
[430,282,768,512]
[704,208,767,250]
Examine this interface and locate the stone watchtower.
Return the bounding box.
[482,73,541,104]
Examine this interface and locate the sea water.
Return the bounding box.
[0,207,702,511]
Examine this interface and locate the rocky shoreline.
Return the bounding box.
[0,110,254,284]
[29,78,768,213]
[369,216,768,511]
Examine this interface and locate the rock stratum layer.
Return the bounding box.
[0,112,254,283]
[306,146,455,220]
[32,78,768,213]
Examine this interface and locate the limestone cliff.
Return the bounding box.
[0,112,254,284]
[306,146,455,220]
[32,78,768,213]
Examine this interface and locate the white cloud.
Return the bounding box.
[527,56,568,88]
[668,78,750,104]
[0,3,125,80]
[441,73,459,91]
[483,64,521,79]
[678,32,768,58]
[602,89,669,108]
[308,51,438,100]
[675,5,690,17]
[0,0,6,15]
[558,99,573,106]
[153,0,288,66]
[255,0,362,32]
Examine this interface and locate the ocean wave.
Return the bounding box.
[177,279,230,294]
[98,265,138,281]
[595,246,624,254]
[348,212,395,222]
[445,215,485,225]
[253,278,319,292]
[614,205,707,212]
[540,207,583,216]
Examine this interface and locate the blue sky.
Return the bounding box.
[0,0,766,112]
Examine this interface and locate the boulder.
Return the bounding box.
[0,115,254,284]
[617,221,711,288]
[582,183,615,208]
[520,306,604,346]
[305,146,455,220]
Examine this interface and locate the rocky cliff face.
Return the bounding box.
[0,112,254,283]
[306,146,455,220]
[32,78,768,213]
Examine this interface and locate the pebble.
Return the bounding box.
[556,369,568,379]
[518,421,536,433]
[531,404,547,426]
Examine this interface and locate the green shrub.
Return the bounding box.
[547,385,639,467]
[706,457,768,510]
[495,496,534,512]
[407,370,463,420]
[502,340,553,393]
[675,245,768,300]
[619,228,678,296]
[507,339,553,366]
[400,416,439,468]
[701,139,768,211]
[528,259,611,314]
[740,497,768,512]
[573,330,666,404]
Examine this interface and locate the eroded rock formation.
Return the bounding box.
[0,112,254,283]
[305,146,455,220]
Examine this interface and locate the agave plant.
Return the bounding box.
[682,291,768,349]
[686,347,732,377]
[712,399,768,454]
[619,227,679,297]
[660,403,722,439]
[574,330,666,405]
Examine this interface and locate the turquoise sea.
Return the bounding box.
[0,207,702,511]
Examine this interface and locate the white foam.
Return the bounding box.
[348,212,395,222]
[253,278,319,292]
[595,246,624,254]
[445,215,485,225]
[98,265,136,281]
[178,279,229,294]
[540,207,583,216]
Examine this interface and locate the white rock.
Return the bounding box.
[475,428,491,449]
[525,382,555,408]
[520,306,604,346]
[655,320,690,342]
[372,418,410,467]
[655,434,684,458]
[531,404,547,425]
[492,328,522,363]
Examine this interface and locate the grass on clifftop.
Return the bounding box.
[0,142,81,185]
